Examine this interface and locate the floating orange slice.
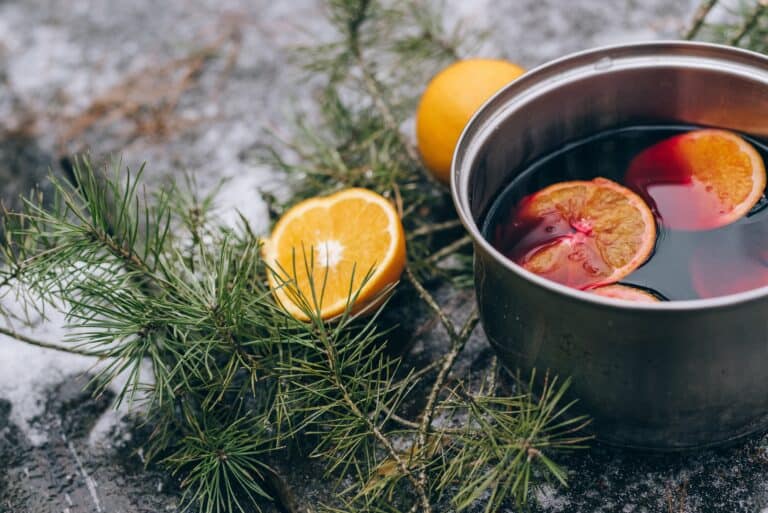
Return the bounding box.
[591,284,660,303]
[625,129,766,230]
[496,178,656,290]
[264,188,406,321]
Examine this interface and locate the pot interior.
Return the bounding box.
[457,44,768,227]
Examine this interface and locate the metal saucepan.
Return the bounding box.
[451,42,768,449]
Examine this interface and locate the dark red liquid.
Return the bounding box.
[483,125,768,300]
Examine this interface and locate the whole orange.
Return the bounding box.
[415,59,525,183]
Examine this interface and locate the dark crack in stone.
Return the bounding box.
[0,375,180,513]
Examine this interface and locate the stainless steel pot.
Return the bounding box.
[451,42,768,449]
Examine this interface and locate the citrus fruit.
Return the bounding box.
[264,188,406,321]
[590,284,660,302]
[415,58,525,183]
[500,178,656,290]
[625,129,766,230]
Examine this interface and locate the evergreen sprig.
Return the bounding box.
[0,156,587,512]
[686,0,768,52]
[0,1,592,512]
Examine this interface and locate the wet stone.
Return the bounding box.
[1,376,180,513]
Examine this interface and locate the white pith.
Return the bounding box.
[316,239,344,268]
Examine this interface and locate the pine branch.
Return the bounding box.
[0,2,590,513]
[414,308,478,499]
[685,0,768,54]
[730,1,768,45]
[0,324,106,357]
[685,0,719,39]
[435,373,592,511]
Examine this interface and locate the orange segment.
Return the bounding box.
[264,188,406,321]
[497,178,656,290]
[591,284,660,303]
[625,129,766,230]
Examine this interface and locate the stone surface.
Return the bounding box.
[5,1,766,512]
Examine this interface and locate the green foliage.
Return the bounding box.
[686,0,768,53]
[435,373,590,512]
[0,1,593,513]
[259,0,475,285]
[165,416,274,513]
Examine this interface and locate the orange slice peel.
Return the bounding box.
[591,284,660,303]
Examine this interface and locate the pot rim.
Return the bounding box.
[451,40,768,312]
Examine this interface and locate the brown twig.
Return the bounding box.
[393,282,482,475]
[409,219,462,237]
[425,235,471,264]
[407,1,462,60]
[0,325,105,358]
[684,0,719,40]
[346,10,427,176]
[413,306,479,506]
[381,404,422,430]
[405,266,456,338]
[730,1,768,45]
[356,58,421,164]
[665,479,688,513]
[417,310,478,436]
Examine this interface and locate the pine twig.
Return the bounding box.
[405,266,456,338]
[425,235,471,264]
[317,325,432,513]
[345,2,423,167]
[730,1,768,45]
[409,219,462,237]
[382,404,422,430]
[414,308,478,496]
[356,55,422,164]
[684,0,719,39]
[0,325,106,358]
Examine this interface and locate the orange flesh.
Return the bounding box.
[502,178,656,290]
[625,129,766,230]
[265,189,406,321]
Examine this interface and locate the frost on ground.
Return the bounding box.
[4,0,765,512]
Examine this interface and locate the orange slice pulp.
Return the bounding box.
[494,178,656,290]
[264,188,406,321]
[625,129,766,231]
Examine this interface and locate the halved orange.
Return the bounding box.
[263,188,406,321]
[496,178,656,290]
[625,129,766,230]
[591,284,660,303]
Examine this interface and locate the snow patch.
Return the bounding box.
[535,483,570,512]
[0,295,152,446]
